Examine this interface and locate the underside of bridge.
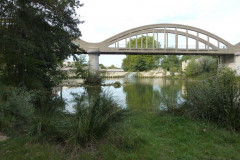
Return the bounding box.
[75,23,240,75]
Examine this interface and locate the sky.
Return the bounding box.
[76,0,240,68]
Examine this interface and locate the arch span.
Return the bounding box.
[76,23,239,55]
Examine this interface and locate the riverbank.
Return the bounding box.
[1,111,240,160]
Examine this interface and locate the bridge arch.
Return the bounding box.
[76,23,238,55]
[104,24,233,51]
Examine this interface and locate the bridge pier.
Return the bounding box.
[218,53,240,75]
[88,52,100,75]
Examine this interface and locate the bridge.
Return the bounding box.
[75,24,240,75]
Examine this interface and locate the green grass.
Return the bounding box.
[0,137,67,160]
[1,111,240,160]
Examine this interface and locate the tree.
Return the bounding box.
[185,59,201,76]
[108,65,118,69]
[161,55,180,71]
[0,0,84,90]
[198,56,217,73]
[180,55,193,62]
[121,36,162,72]
[99,64,107,69]
[185,56,217,76]
[74,55,87,78]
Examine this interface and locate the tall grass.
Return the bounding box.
[27,96,65,139]
[60,92,129,147]
[27,89,129,148]
[182,69,240,131]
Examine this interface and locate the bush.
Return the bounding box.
[182,69,240,131]
[60,92,129,147]
[0,85,35,132]
[27,97,65,139]
[185,56,217,77]
[113,81,121,88]
[84,72,102,85]
[185,59,201,76]
[198,56,217,73]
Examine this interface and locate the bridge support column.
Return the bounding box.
[218,53,240,75]
[88,53,100,75]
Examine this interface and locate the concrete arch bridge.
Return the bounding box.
[75,24,240,75]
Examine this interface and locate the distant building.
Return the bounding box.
[182,60,191,72]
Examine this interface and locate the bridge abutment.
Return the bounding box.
[218,53,240,75]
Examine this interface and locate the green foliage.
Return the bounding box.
[74,55,87,78]
[28,97,65,138]
[185,59,201,76]
[113,81,121,88]
[100,64,107,69]
[59,92,129,147]
[108,65,119,69]
[159,80,182,114]
[180,55,200,62]
[0,0,84,90]
[2,112,240,159]
[185,56,217,77]
[74,56,102,85]
[122,36,162,71]
[161,55,181,71]
[182,69,240,131]
[84,71,102,85]
[199,56,217,73]
[0,85,35,132]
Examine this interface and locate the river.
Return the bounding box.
[58,78,186,113]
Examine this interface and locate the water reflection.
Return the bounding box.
[58,78,185,112]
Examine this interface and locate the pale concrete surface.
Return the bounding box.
[89,53,100,74]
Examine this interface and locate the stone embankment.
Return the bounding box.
[103,68,179,78]
[61,68,178,80]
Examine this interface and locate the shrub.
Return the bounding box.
[185,59,201,76]
[198,56,217,73]
[185,56,217,77]
[182,69,240,131]
[27,97,65,139]
[113,81,121,88]
[60,92,129,147]
[0,85,35,132]
[84,71,102,85]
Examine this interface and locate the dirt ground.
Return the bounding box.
[0,133,8,142]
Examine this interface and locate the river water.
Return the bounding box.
[59,78,186,112]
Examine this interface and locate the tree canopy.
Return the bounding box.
[121,36,162,71]
[0,0,84,90]
[185,56,217,76]
[160,55,181,71]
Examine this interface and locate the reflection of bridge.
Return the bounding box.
[75,24,240,75]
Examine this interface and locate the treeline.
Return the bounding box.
[121,36,218,76]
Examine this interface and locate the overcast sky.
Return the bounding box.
[76,0,240,67]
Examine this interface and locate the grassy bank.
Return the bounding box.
[1,111,240,160]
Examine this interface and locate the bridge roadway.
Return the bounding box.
[75,23,240,75]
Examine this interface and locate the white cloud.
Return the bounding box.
[76,0,240,67]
